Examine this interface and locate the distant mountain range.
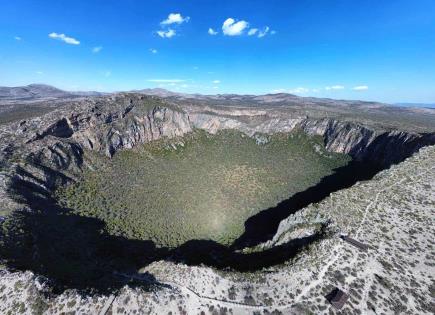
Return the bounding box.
[394,102,435,109]
[0,84,106,102]
[1,84,434,110]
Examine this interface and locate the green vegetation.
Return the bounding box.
[56,129,350,247]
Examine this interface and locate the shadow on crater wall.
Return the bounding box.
[231,160,383,250]
[0,159,382,294]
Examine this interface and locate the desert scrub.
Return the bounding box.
[56,129,350,248]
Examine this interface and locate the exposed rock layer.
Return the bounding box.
[1,93,434,213]
[191,112,435,166]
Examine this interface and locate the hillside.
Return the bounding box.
[0,84,105,102]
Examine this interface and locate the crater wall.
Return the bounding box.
[1,94,434,215]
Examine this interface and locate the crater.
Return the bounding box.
[1,95,433,294]
[55,129,351,248]
[0,128,381,293]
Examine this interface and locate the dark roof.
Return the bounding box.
[341,235,369,251]
[325,287,349,309]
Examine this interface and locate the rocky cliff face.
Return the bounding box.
[28,94,192,158]
[298,118,435,166]
[0,94,192,210]
[1,93,434,214]
[190,112,435,166]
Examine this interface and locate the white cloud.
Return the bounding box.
[147,79,185,83]
[212,80,220,84]
[157,13,188,39]
[289,87,310,94]
[92,46,102,53]
[48,32,80,45]
[325,85,345,90]
[208,28,218,35]
[149,48,158,54]
[221,19,272,38]
[193,66,199,70]
[36,71,43,75]
[14,36,21,41]
[104,71,111,77]
[156,82,196,90]
[257,26,270,38]
[213,86,219,89]
[157,29,176,38]
[161,13,190,25]
[272,87,310,94]
[222,18,249,36]
[270,30,277,35]
[353,85,369,91]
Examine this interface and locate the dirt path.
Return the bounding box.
[98,294,116,315]
[116,272,269,310]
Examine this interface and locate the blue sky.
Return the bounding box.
[1,0,434,103]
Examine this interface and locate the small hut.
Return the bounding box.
[325,287,349,309]
[340,235,369,251]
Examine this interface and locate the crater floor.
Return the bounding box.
[56,129,350,247]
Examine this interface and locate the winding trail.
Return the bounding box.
[115,272,268,310]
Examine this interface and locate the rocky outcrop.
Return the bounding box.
[26,95,192,158]
[0,94,192,209]
[299,119,435,166]
[71,104,191,157]
[189,113,435,166]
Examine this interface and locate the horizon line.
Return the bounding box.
[1,82,435,107]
